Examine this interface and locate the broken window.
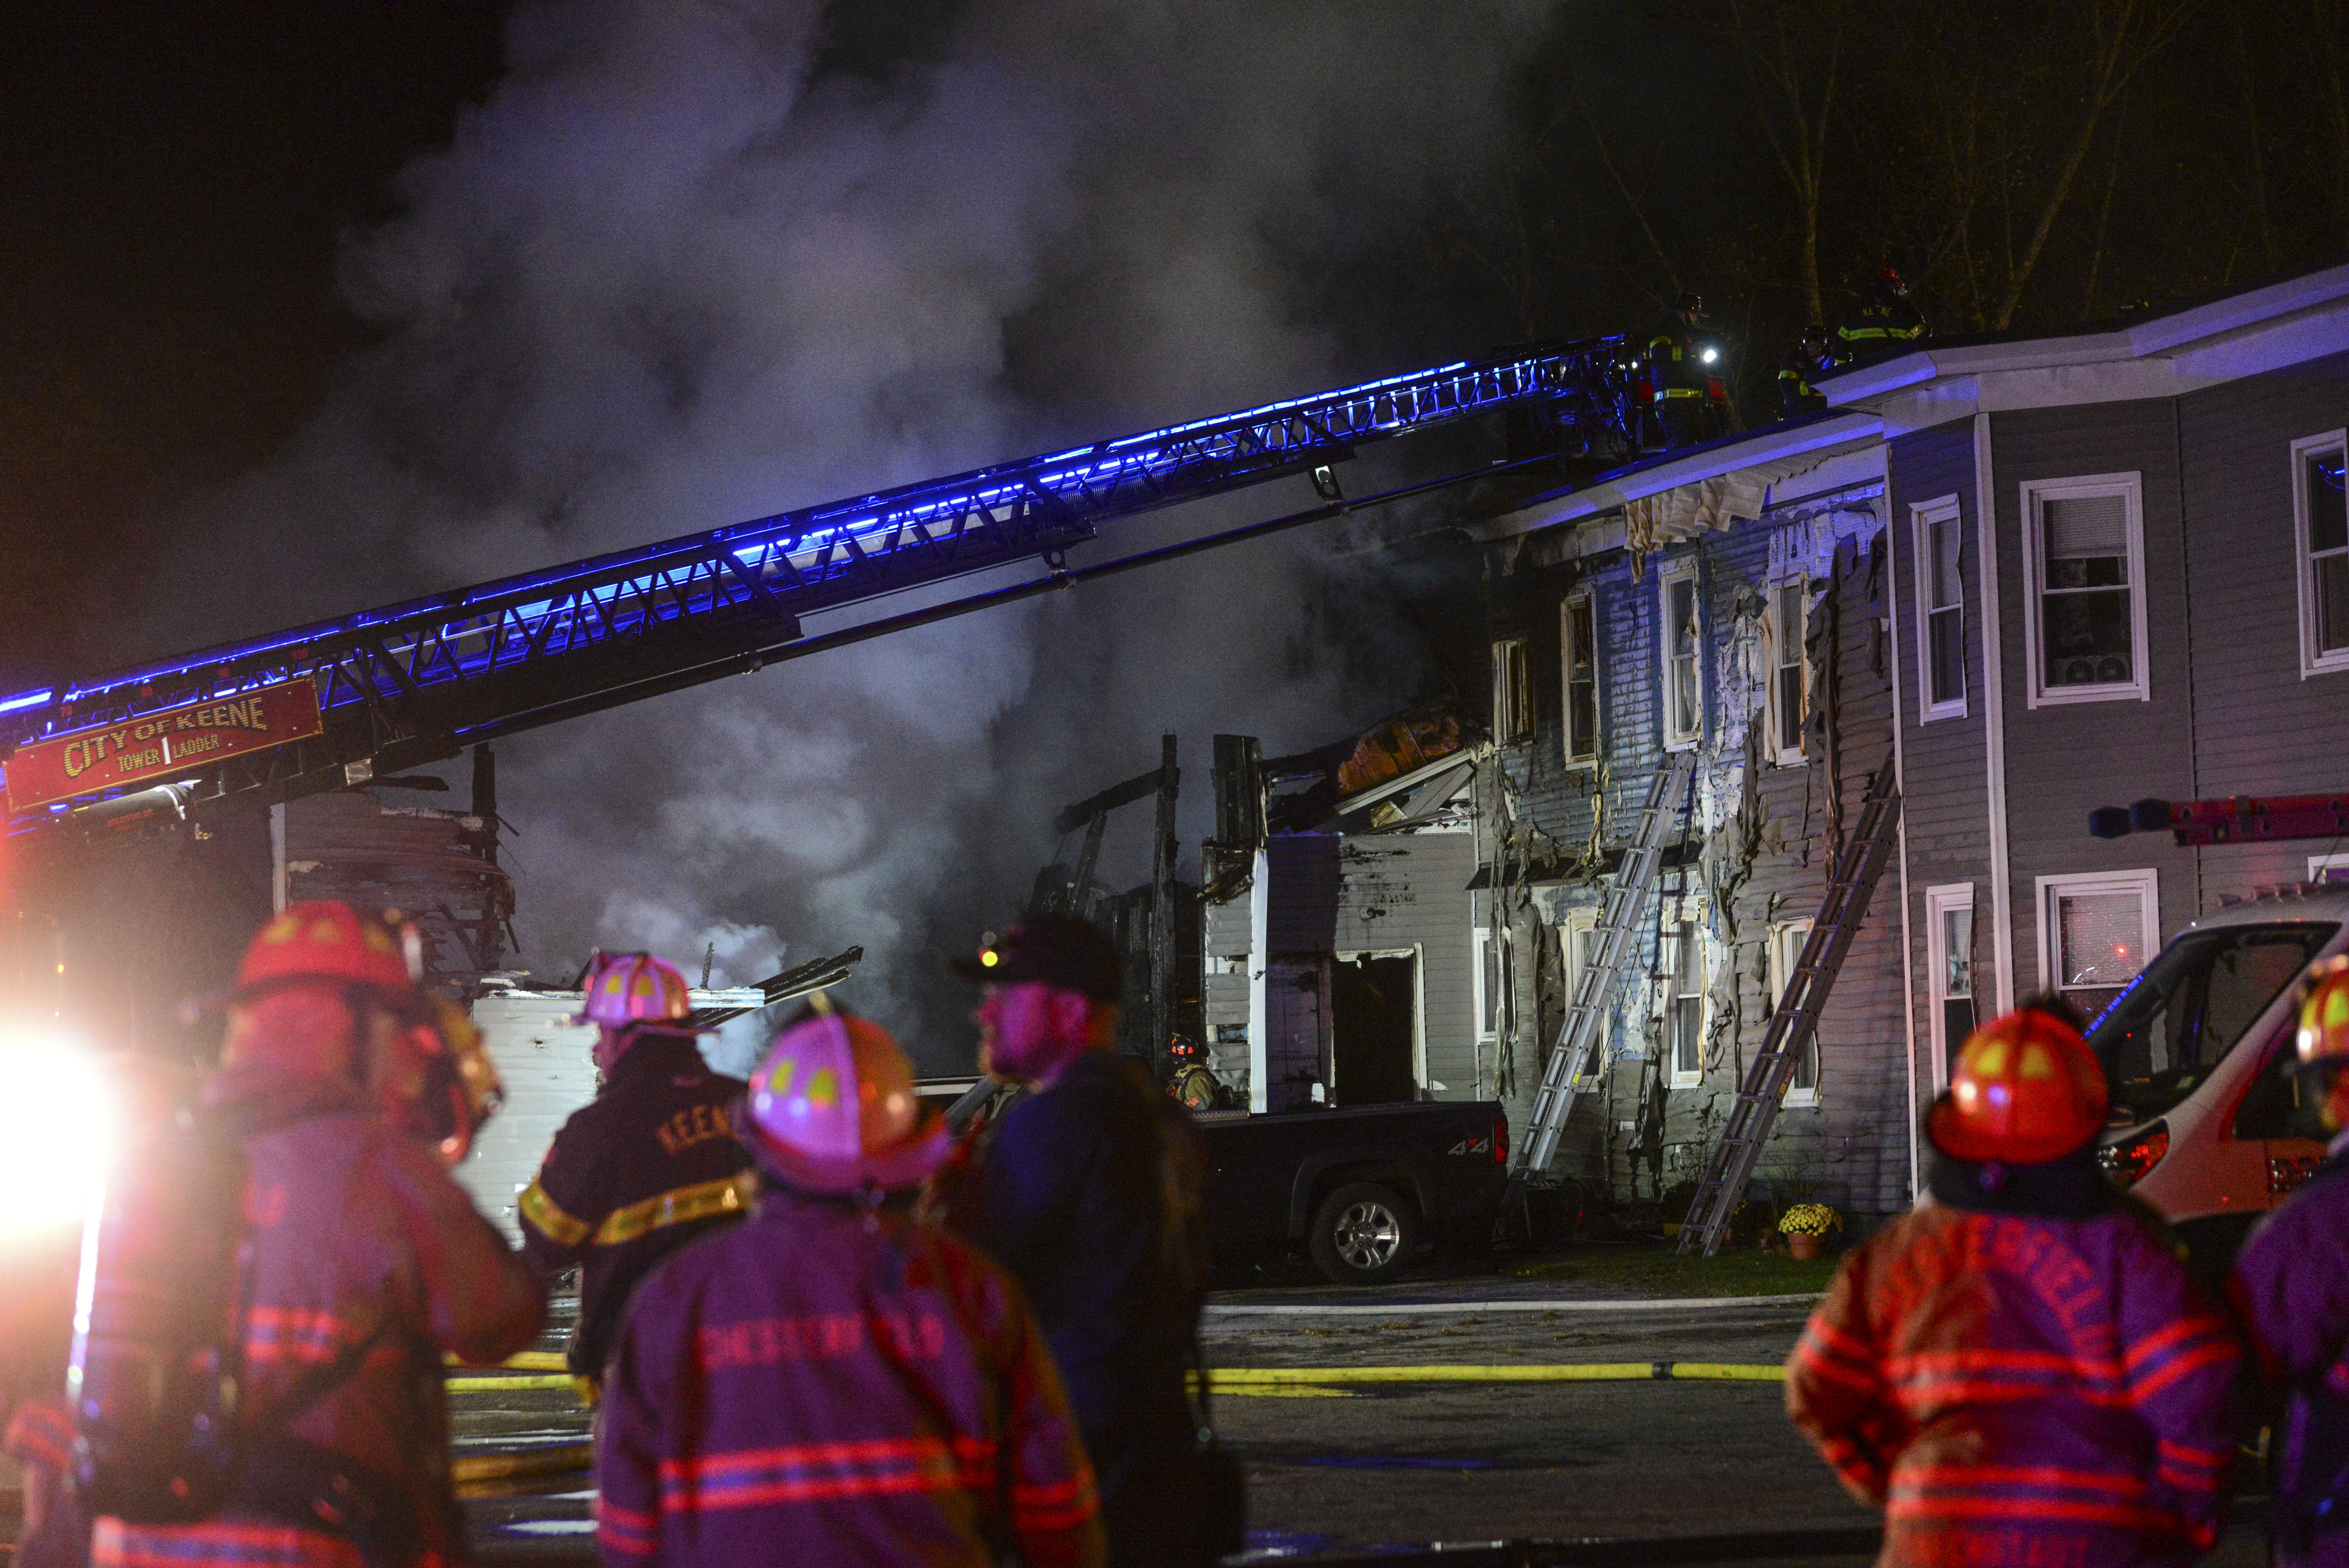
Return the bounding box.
[1659,564,1702,747]
[1768,918,1818,1103]
[1768,579,1806,764]
[1926,883,1977,1086]
[1915,501,1966,718]
[2026,479,2144,703]
[1561,595,1599,763]
[2296,436,2349,674]
[1491,636,1533,742]
[1666,919,1705,1086]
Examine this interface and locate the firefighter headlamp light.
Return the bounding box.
[0,1031,114,1242]
[1700,347,1719,364]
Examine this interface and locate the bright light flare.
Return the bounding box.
[0,1033,115,1242]
[1700,348,1720,364]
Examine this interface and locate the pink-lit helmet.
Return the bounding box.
[742,1010,949,1193]
[574,951,694,1028]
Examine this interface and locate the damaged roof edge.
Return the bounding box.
[1468,414,1885,545]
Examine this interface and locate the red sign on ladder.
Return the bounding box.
[3,683,322,814]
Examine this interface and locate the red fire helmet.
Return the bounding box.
[235,901,419,998]
[2297,955,2349,1070]
[1927,1007,2108,1165]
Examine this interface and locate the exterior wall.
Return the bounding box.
[1483,492,1913,1217]
[1886,418,1992,1109]
[1196,829,1477,1108]
[2177,347,2349,898]
[1983,401,2201,991]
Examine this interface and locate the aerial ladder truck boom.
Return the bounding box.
[2,336,1645,844]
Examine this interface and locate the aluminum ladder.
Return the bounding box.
[1678,755,1903,1257]
[1513,748,1698,1183]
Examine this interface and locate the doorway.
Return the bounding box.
[1330,951,1419,1105]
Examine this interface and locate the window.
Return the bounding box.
[1767,579,1807,764]
[1491,637,1532,742]
[1912,497,1966,720]
[1474,927,1505,1041]
[1561,595,1600,764]
[2023,474,2148,706]
[2036,870,2159,1025]
[1666,918,1707,1087]
[2311,853,2349,886]
[2292,432,2349,676]
[1924,884,1977,1087]
[1767,918,1819,1105]
[1659,561,1703,747]
[1561,909,1599,1004]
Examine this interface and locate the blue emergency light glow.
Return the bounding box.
[1,335,1638,826]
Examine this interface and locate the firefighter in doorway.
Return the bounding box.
[1787,1002,2239,1567]
[2231,957,2349,1566]
[596,1005,1103,1568]
[1645,291,1725,450]
[91,902,542,1568]
[518,950,752,1400]
[1833,265,1929,364]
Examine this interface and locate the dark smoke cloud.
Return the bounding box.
[168,0,1545,1067]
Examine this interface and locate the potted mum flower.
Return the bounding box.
[1777,1202,1843,1261]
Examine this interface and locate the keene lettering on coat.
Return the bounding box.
[654,1102,733,1158]
[697,1311,950,1370]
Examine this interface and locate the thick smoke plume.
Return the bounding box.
[169,0,1543,1067]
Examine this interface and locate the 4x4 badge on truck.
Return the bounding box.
[1446,1137,1490,1156]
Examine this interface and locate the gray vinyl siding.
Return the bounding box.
[1887,418,1991,1100]
[2177,348,2349,903]
[1985,401,2201,984]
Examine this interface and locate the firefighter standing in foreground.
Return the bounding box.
[948,913,1222,1568]
[517,951,751,1397]
[2231,957,2349,1565]
[93,902,543,1568]
[1787,1003,2240,1567]
[596,1005,1103,1567]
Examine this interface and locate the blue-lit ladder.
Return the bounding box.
[2,336,1639,831]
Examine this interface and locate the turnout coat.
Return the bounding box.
[2232,1149,2349,1566]
[1787,1191,2239,1568]
[597,1188,1103,1568]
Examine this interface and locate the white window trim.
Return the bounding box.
[1764,576,1808,766]
[2034,868,2160,1007]
[2311,852,2349,884]
[2291,430,2349,678]
[1560,593,1599,769]
[1767,917,1818,1106]
[1472,925,1496,1044]
[1490,636,1532,743]
[1911,494,1968,722]
[1657,558,1704,750]
[1335,944,1429,1097]
[1923,882,1975,1089]
[1664,898,1711,1088]
[2021,472,2149,708]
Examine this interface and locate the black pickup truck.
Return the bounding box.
[929,1081,1512,1288]
[1194,1100,1511,1286]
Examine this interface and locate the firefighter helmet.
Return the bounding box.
[234,901,419,998]
[1875,264,1909,296]
[574,950,694,1027]
[1926,1006,2108,1164]
[2296,955,2349,1069]
[742,1008,949,1193]
[380,992,505,1166]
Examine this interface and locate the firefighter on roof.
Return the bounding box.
[1779,323,1830,417]
[517,950,751,1397]
[596,1005,1103,1568]
[2231,956,2349,1565]
[1645,290,1725,451]
[92,901,542,1568]
[1787,1003,2240,1568]
[1833,265,1929,364]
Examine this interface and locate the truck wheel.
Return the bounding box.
[1308,1182,1421,1286]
